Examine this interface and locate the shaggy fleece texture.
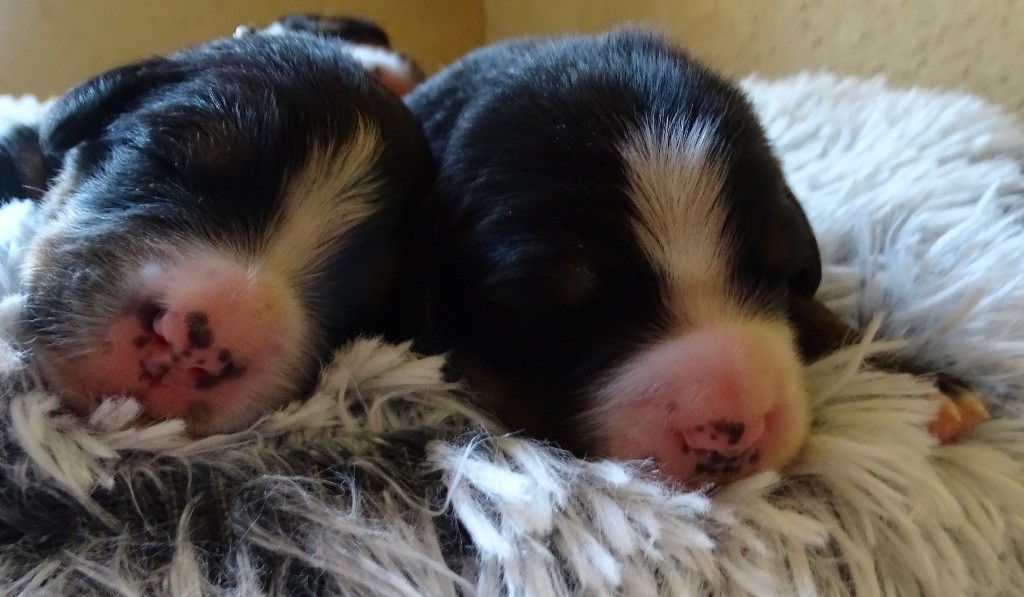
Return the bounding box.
[0,74,1023,596]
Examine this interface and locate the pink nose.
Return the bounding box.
[650,328,780,433]
[127,255,291,395]
[598,322,809,483]
[47,252,300,434]
[139,306,245,389]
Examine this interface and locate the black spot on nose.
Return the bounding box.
[712,420,746,446]
[185,311,213,348]
[194,357,246,390]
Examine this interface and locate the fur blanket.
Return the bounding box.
[0,74,1023,596]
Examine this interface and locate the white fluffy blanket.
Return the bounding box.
[0,74,1022,596]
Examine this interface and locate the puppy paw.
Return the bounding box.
[927,378,989,443]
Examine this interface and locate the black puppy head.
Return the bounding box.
[24,32,430,436]
[407,30,820,483]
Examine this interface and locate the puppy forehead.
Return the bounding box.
[622,118,729,283]
[620,117,744,323]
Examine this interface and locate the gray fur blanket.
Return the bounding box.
[0,73,1023,596]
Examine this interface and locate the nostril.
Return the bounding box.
[715,421,746,446]
[136,301,167,333]
[188,367,211,383]
[151,334,170,351]
[184,311,213,349]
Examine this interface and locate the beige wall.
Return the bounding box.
[2,2,1021,119]
[0,0,483,97]
[485,0,1024,118]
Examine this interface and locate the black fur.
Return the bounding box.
[0,124,48,201]
[401,30,821,452]
[23,30,432,421]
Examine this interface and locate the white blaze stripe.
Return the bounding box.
[224,119,383,389]
[173,123,383,431]
[582,121,808,468]
[622,118,729,285]
[262,118,382,282]
[621,118,744,325]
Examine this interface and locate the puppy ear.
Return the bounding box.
[778,186,822,296]
[40,57,180,157]
[0,123,47,202]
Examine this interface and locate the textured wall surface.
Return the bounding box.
[0,0,483,97]
[485,0,1024,118]
[2,2,1020,117]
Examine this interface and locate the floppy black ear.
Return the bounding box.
[40,57,180,158]
[0,123,46,202]
[778,186,822,296]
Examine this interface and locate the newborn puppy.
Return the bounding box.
[404,30,817,485]
[19,25,432,436]
[402,29,983,485]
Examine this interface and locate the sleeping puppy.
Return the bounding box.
[15,21,432,436]
[401,29,986,485]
